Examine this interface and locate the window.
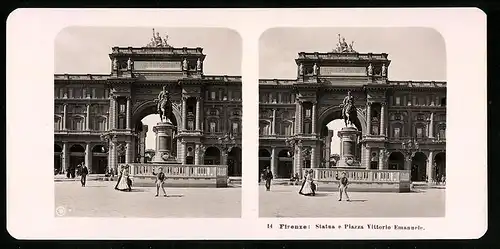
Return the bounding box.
[395,97,401,106]
[209,121,216,133]
[72,117,84,131]
[96,117,107,131]
[283,123,293,136]
[118,116,126,129]
[259,122,270,135]
[304,122,311,134]
[438,126,446,139]
[188,120,194,130]
[234,91,241,100]
[394,127,401,138]
[305,109,311,118]
[68,88,73,98]
[232,122,239,135]
[372,125,379,135]
[119,104,126,113]
[211,91,216,100]
[54,116,62,130]
[416,127,423,138]
[74,88,82,99]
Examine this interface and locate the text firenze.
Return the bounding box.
[277,224,425,231]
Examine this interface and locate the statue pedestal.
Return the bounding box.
[336,126,362,168]
[151,122,179,164]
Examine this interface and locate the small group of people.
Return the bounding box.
[113,165,168,197]
[262,167,351,201]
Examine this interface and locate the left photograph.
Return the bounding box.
[53,27,242,218]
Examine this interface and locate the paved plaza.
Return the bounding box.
[259,185,445,218]
[55,181,241,218]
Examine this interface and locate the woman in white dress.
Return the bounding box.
[115,165,131,192]
[299,169,316,196]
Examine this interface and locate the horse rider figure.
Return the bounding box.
[339,90,357,127]
[156,86,172,123]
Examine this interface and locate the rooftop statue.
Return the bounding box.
[333,34,357,53]
[146,28,173,48]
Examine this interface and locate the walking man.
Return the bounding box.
[80,163,89,187]
[335,172,350,201]
[153,167,167,197]
[263,167,273,191]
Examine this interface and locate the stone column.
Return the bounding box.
[194,144,200,165]
[85,143,92,173]
[298,101,303,134]
[109,96,118,130]
[295,145,302,176]
[378,148,385,170]
[272,109,276,135]
[366,102,372,135]
[270,147,277,176]
[126,97,131,129]
[109,141,117,174]
[62,142,68,173]
[86,104,91,130]
[310,146,317,168]
[427,151,434,184]
[295,101,300,134]
[195,97,201,130]
[63,104,67,130]
[181,142,187,164]
[380,102,386,136]
[429,112,435,138]
[365,147,371,170]
[182,97,187,130]
[312,102,317,134]
[221,149,228,166]
[125,141,132,164]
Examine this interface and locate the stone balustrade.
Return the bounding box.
[302,168,411,192]
[122,163,228,188]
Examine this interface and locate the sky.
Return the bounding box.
[54,27,242,149]
[259,27,446,155]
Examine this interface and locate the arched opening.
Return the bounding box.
[228,147,242,177]
[388,152,405,170]
[411,152,427,182]
[277,149,293,178]
[54,144,62,174]
[133,100,179,163]
[434,152,446,183]
[92,145,108,174]
[258,148,271,181]
[68,144,85,178]
[204,146,221,165]
[319,108,363,168]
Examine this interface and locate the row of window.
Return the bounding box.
[391,124,446,139]
[259,121,294,136]
[55,105,109,114]
[392,95,446,107]
[206,120,241,135]
[259,92,295,104]
[54,116,107,131]
[205,89,242,101]
[54,87,110,99]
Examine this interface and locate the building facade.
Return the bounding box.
[258,45,446,183]
[54,38,242,177]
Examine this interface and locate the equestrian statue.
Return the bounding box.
[339,90,358,127]
[156,86,173,123]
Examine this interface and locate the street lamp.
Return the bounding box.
[401,138,419,171]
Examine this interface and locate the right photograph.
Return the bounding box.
[258,27,447,218]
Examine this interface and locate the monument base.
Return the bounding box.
[152,121,178,164]
[337,126,362,168]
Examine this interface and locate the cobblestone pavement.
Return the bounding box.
[55,181,241,218]
[259,185,445,217]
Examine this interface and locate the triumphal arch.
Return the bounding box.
[258,35,446,190]
[54,32,242,185]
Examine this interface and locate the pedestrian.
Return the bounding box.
[80,163,89,187]
[153,167,167,197]
[263,167,273,191]
[115,165,132,192]
[299,169,316,196]
[335,172,350,201]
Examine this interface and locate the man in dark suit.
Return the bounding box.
[263,167,273,191]
[80,163,89,187]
